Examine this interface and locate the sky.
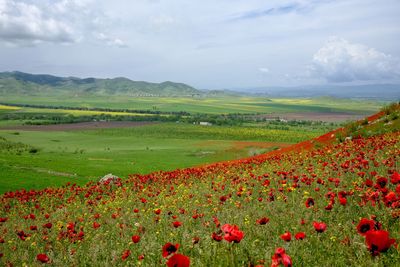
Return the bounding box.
[0,0,400,89]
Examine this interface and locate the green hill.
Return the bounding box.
[0,71,201,97]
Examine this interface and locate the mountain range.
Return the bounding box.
[0,71,399,100]
[0,71,200,97]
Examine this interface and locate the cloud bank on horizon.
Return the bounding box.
[0,0,399,89]
[310,37,400,83]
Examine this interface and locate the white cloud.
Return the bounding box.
[0,0,126,47]
[95,33,127,48]
[309,36,400,82]
[0,0,76,45]
[259,67,269,73]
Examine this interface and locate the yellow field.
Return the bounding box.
[20,107,166,117]
[0,104,21,110]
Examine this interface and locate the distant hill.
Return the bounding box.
[0,71,201,97]
[231,84,400,100]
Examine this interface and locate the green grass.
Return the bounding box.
[0,123,327,194]
[1,95,383,114]
[84,123,325,142]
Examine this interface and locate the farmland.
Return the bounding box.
[1,95,383,114]
[0,104,399,266]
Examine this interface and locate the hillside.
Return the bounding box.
[0,71,201,97]
[0,104,399,266]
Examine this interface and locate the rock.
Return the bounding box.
[99,173,119,184]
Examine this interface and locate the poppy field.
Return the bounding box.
[0,104,399,266]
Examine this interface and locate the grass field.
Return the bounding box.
[0,122,329,194]
[1,95,383,114]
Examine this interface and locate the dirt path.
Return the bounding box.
[0,121,156,131]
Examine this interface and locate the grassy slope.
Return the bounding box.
[0,123,326,194]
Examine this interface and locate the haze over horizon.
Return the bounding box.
[1,0,400,89]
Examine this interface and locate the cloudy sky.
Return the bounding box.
[0,0,399,89]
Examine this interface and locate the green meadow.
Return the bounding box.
[1,95,383,114]
[0,122,329,194]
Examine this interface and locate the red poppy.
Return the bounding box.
[121,250,131,260]
[17,230,30,241]
[339,197,347,206]
[162,242,180,258]
[295,232,306,240]
[166,253,190,267]
[375,177,388,189]
[305,197,314,208]
[313,222,327,233]
[281,253,293,267]
[132,235,140,243]
[324,203,333,211]
[172,221,182,228]
[219,195,228,202]
[274,247,286,256]
[221,224,244,243]
[256,217,270,225]
[384,191,397,206]
[37,253,50,263]
[67,222,74,231]
[356,218,375,236]
[93,222,101,229]
[271,254,280,267]
[271,247,292,267]
[391,172,400,184]
[42,222,52,229]
[365,230,395,255]
[280,232,291,242]
[365,179,374,187]
[211,232,223,242]
[154,209,161,215]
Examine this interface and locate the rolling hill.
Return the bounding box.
[0,71,201,97]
